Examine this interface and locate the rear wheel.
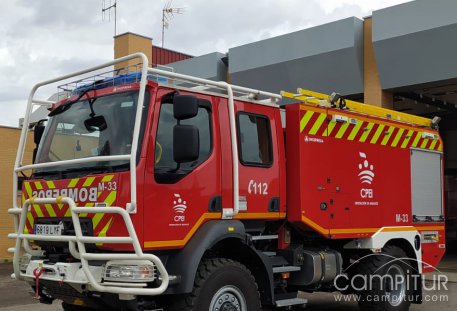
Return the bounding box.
[356,245,413,311]
[167,258,261,311]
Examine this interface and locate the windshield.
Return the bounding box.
[34,90,147,176]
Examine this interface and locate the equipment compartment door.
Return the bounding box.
[410,149,444,222]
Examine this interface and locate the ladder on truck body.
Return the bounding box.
[281,88,433,128]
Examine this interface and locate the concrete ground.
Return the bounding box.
[0,258,456,311]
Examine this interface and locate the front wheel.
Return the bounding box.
[167,258,261,311]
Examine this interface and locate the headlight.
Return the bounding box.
[104,261,156,283]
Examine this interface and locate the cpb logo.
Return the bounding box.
[358,152,375,185]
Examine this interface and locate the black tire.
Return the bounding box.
[356,245,413,311]
[166,258,261,311]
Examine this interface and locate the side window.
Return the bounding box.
[237,113,273,167]
[154,101,212,183]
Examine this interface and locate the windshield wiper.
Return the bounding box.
[49,81,103,117]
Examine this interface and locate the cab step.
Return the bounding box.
[272,266,301,273]
[251,234,278,241]
[275,297,308,308]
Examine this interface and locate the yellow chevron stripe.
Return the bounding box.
[300,111,314,132]
[102,175,114,182]
[46,181,56,189]
[348,120,363,141]
[401,130,414,148]
[64,209,72,217]
[104,191,117,206]
[335,123,350,139]
[97,217,113,245]
[34,182,43,190]
[429,139,438,150]
[24,182,33,198]
[370,124,385,144]
[411,132,422,147]
[308,113,326,135]
[98,217,113,237]
[44,204,56,217]
[83,177,95,187]
[391,128,405,147]
[92,214,104,228]
[420,138,429,149]
[359,123,374,143]
[27,212,34,228]
[324,121,337,137]
[33,205,44,218]
[68,178,79,188]
[381,126,395,146]
[438,142,443,151]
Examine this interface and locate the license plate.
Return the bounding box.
[34,224,62,236]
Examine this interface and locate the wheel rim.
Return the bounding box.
[384,264,406,307]
[209,285,247,311]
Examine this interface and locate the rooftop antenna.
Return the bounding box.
[102,0,118,36]
[162,0,185,48]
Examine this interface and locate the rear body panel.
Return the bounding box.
[285,103,445,267]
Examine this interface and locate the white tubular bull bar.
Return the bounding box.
[10,197,169,295]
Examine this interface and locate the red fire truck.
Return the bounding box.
[9,53,445,311]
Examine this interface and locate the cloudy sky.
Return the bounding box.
[0,0,411,127]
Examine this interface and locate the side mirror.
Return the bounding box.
[34,120,46,145]
[84,115,107,132]
[173,125,199,163]
[173,95,198,120]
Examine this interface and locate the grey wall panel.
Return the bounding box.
[373,0,457,42]
[229,17,364,96]
[167,52,227,81]
[230,17,362,73]
[374,23,457,89]
[373,0,457,89]
[230,47,363,96]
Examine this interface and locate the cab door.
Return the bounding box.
[143,89,221,249]
[232,102,282,219]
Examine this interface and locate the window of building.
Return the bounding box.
[237,113,273,167]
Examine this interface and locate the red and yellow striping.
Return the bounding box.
[22,174,118,237]
[299,106,442,151]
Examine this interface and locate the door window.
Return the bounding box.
[237,113,273,167]
[155,101,212,183]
